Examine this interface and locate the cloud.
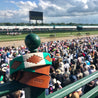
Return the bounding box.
[0,0,98,23]
[38,0,98,17]
[65,0,98,16]
[11,1,37,10]
[0,1,38,22]
[39,0,63,10]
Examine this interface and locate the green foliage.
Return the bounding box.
[0,23,98,26]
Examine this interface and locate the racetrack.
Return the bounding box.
[0,34,98,47]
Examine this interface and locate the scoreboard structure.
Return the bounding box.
[29,11,43,20]
[29,11,43,25]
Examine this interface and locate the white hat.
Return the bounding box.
[1,63,8,68]
[56,80,61,85]
[2,67,7,72]
[53,78,57,84]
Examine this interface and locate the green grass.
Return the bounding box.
[0,31,98,42]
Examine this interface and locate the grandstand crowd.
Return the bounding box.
[0,36,98,98]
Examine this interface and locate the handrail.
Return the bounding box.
[46,71,98,98]
[0,80,46,98]
[0,80,26,97]
[81,86,98,98]
[0,71,97,98]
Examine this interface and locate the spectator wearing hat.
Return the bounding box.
[64,68,70,77]
[58,58,65,74]
[76,69,83,80]
[62,73,72,87]
[69,87,83,98]
[84,81,96,94]
[89,64,96,74]
[69,71,77,83]
[70,62,76,73]
[50,72,57,90]
[1,66,9,83]
[69,91,79,98]
[55,69,63,84]
[63,60,70,73]
[83,67,89,77]
[54,80,62,91]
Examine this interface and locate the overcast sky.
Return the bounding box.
[0,0,98,24]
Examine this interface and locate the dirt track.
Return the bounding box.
[0,35,98,47]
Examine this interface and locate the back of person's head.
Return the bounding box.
[78,75,82,80]
[70,71,75,75]
[63,73,68,78]
[69,92,79,98]
[14,91,21,98]
[72,92,79,98]
[8,90,21,98]
[84,67,87,71]
[64,60,67,64]
[83,63,86,67]
[90,66,94,69]
[51,73,56,79]
[65,68,67,72]
[88,81,95,87]
[90,64,95,69]
[56,69,61,74]
[67,56,69,58]
[71,59,75,64]
[77,69,81,73]
[64,54,66,57]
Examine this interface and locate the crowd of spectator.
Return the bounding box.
[0,36,98,98]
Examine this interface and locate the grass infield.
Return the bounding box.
[0,30,98,42]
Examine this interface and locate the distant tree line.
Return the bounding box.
[0,22,98,26]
